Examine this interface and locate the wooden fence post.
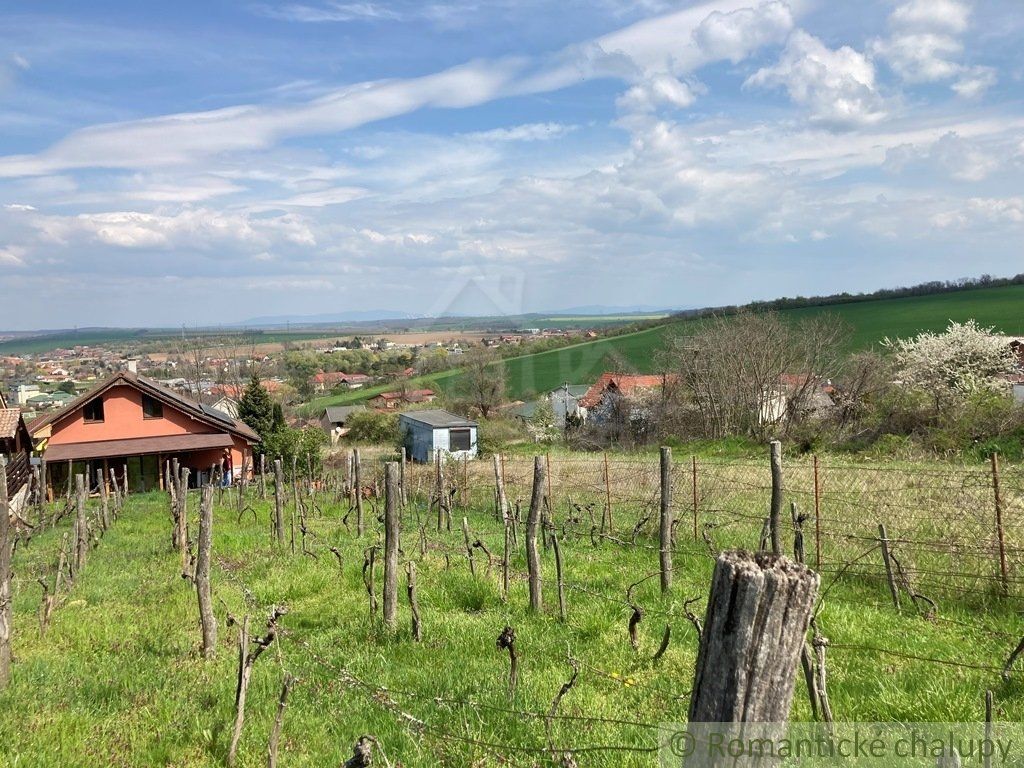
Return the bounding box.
[273,459,285,545]
[382,462,400,630]
[526,456,545,613]
[196,485,217,657]
[462,516,476,577]
[406,561,422,641]
[0,458,11,689]
[813,454,822,570]
[494,454,509,522]
[74,474,88,574]
[878,522,901,612]
[769,440,783,557]
[602,452,612,534]
[692,455,699,541]
[991,452,1010,595]
[97,469,109,532]
[687,551,819,749]
[660,447,673,594]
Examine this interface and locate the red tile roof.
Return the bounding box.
[579,373,676,409]
[0,408,22,440]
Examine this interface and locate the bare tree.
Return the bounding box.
[660,311,846,440]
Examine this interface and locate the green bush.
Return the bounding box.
[345,410,400,445]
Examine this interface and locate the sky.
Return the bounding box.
[0,0,1022,329]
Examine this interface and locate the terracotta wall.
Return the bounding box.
[50,385,218,444]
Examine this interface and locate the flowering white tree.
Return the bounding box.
[884,320,1017,410]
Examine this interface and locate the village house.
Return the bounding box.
[399,409,478,463]
[319,405,365,444]
[366,389,436,410]
[1,391,33,508]
[578,372,677,423]
[28,371,259,494]
[310,371,374,393]
[511,383,589,428]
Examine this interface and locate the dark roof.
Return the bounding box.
[323,405,365,423]
[45,433,234,461]
[398,409,477,428]
[27,371,260,442]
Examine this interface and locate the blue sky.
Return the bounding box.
[0,0,1022,329]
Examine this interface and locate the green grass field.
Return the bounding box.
[3,455,1023,766]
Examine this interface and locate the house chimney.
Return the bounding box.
[126,359,138,374]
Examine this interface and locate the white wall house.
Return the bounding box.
[399,409,478,463]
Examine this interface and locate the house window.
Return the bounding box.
[449,428,471,452]
[83,398,104,423]
[142,394,163,419]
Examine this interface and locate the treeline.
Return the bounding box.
[671,273,1024,321]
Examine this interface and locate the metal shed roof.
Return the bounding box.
[398,409,477,428]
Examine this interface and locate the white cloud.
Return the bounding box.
[461,123,577,142]
[33,208,316,250]
[11,53,30,70]
[0,245,26,266]
[4,203,36,211]
[616,75,700,113]
[691,1,793,64]
[871,0,996,97]
[746,31,887,127]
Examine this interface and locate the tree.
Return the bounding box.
[237,375,275,444]
[883,320,1017,414]
[56,380,77,395]
[660,311,846,441]
[460,347,506,418]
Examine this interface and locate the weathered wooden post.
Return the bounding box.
[382,462,400,630]
[0,458,11,689]
[353,448,364,536]
[991,452,1010,595]
[659,446,673,594]
[196,485,217,658]
[526,456,545,613]
[692,455,699,540]
[259,454,267,500]
[687,551,819,758]
[97,469,109,532]
[273,459,285,545]
[462,516,476,577]
[493,454,509,522]
[878,522,901,612]
[406,561,422,641]
[769,440,784,557]
[74,474,88,574]
[813,454,822,569]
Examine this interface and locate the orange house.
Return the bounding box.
[29,371,259,494]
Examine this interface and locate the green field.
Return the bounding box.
[3,454,1022,766]
[476,284,1024,400]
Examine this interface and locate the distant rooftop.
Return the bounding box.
[398,409,476,428]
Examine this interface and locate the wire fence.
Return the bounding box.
[387,450,1024,603]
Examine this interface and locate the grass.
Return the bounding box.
[3,455,1023,766]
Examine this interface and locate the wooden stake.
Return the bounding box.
[493,454,509,522]
[462,516,476,577]
[692,455,699,541]
[74,474,88,574]
[267,672,295,768]
[688,551,818,726]
[196,485,217,658]
[382,463,400,630]
[991,452,1010,595]
[407,561,422,641]
[526,456,545,613]
[273,459,285,545]
[659,446,673,594]
[813,454,822,570]
[878,522,901,612]
[354,448,364,536]
[602,452,612,534]
[769,440,783,557]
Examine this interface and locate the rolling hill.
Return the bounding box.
[428,283,1024,402]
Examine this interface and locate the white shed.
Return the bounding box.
[399,409,478,463]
